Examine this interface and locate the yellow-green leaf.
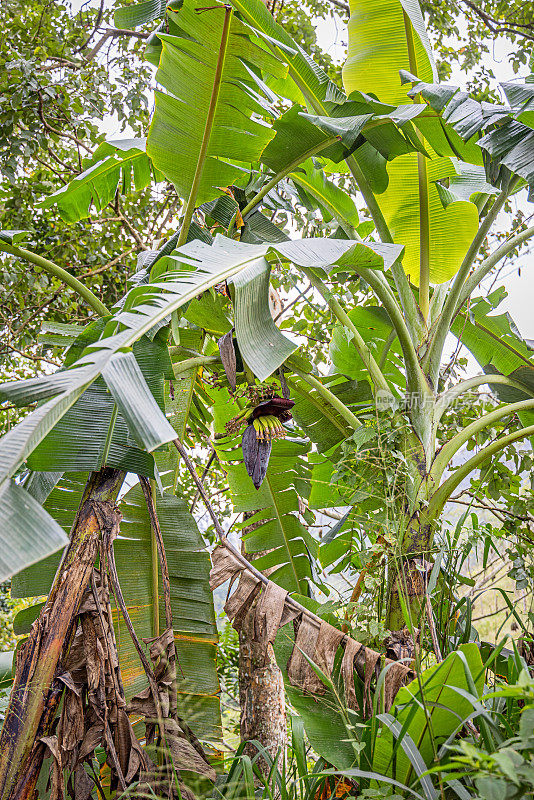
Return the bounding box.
[377,154,479,284]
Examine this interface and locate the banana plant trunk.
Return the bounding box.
[0,467,125,800]
[385,420,438,636]
[238,516,286,776]
[386,512,436,634]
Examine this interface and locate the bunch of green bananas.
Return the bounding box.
[252,414,286,441]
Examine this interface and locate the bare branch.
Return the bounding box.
[74,0,105,53]
[37,92,92,153]
[460,0,534,41]
[79,248,136,278]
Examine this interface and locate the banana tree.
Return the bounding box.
[1,0,534,791]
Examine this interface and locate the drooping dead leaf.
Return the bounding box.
[166,719,217,781]
[218,331,237,392]
[55,567,150,794]
[209,544,243,590]
[287,616,323,695]
[363,647,381,716]
[128,627,216,792]
[59,683,84,753]
[78,724,104,762]
[73,763,94,800]
[315,621,345,678]
[224,569,263,627]
[40,736,64,800]
[254,580,287,653]
[210,542,413,713]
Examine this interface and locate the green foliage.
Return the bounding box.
[146,0,282,205]
[372,644,485,789]
[38,139,160,223]
[3,0,534,794]
[421,0,534,85]
[434,670,534,799]
[215,404,315,593]
[116,481,222,739]
[0,582,34,653]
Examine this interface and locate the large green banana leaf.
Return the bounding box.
[228,0,342,114]
[0,235,398,579]
[230,257,297,382]
[403,72,534,187]
[376,152,479,285]
[372,644,484,789]
[12,470,221,742]
[146,0,284,206]
[289,160,359,233]
[223,440,315,594]
[26,331,173,477]
[342,0,436,107]
[12,473,89,601]
[342,0,479,286]
[451,288,534,404]
[114,0,166,28]
[451,289,534,441]
[0,480,68,583]
[38,139,159,223]
[114,479,221,740]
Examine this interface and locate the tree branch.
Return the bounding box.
[432,396,534,481]
[37,92,92,153]
[460,0,534,41]
[74,0,105,53]
[0,242,109,317]
[429,423,534,519]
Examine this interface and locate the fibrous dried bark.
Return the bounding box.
[0,467,215,800]
[0,468,125,800]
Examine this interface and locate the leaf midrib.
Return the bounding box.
[263,471,303,593]
[456,310,534,369]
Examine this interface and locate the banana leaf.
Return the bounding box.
[212,387,314,593]
[342,0,479,286]
[146,0,284,205]
[372,644,485,788]
[39,139,159,223]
